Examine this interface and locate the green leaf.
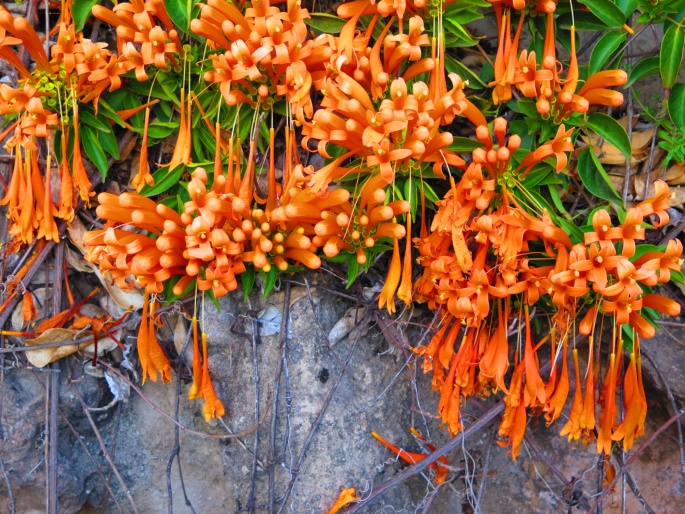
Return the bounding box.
[164,0,189,31]
[444,54,487,89]
[443,18,479,47]
[579,0,627,28]
[261,266,279,298]
[589,31,626,75]
[661,25,685,89]
[626,55,659,87]
[447,136,485,152]
[346,257,359,288]
[616,0,638,16]
[669,82,685,128]
[241,265,255,302]
[80,110,112,133]
[73,0,102,32]
[305,13,346,34]
[140,164,186,197]
[96,99,127,128]
[142,121,179,140]
[577,147,622,204]
[557,11,608,31]
[80,125,109,179]
[97,123,120,160]
[586,112,632,162]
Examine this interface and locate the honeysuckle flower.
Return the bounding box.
[0,23,26,77]
[51,24,80,73]
[603,290,642,327]
[0,11,52,72]
[200,330,225,421]
[636,179,672,227]
[633,238,683,283]
[327,488,357,514]
[20,98,59,144]
[515,125,574,175]
[523,306,546,408]
[138,293,172,384]
[188,316,204,400]
[597,352,618,454]
[378,236,402,313]
[371,431,449,484]
[611,351,647,450]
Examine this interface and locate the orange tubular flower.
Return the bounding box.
[611,351,647,450]
[200,332,225,421]
[146,299,172,383]
[523,306,546,408]
[378,236,402,314]
[188,316,204,400]
[560,348,584,442]
[544,337,569,425]
[371,431,449,484]
[597,352,618,455]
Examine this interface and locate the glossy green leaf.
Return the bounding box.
[443,18,479,47]
[140,164,186,197]
[73,0,102,32]
[164,0,189,31]
[80,110,112,133]
[661,26,685,89]
[346,257,359,288]
[627,55,659,87]
[589,31,626,75]
[80,125,109,179]
[557,11,608,31]
[616,0,638,16]
[447,136,485,152]
[96,118,120,160]
[444,54,487,89]
[241,265,255,302]
[669,82,685,129]
[261,266,279,298]
[579,0,627,28]
[577,147,622,204]
[305,13,346,33]
[586,112,631,162]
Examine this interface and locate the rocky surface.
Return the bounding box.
[0,274,684,513]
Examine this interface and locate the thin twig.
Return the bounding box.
[276,311,371,514]
[47,243,64,514]
[613,451,656,514]
[640,349,685,477]
[0,454,16,514]
[72,383,140,514]
[247,310,261,514]
[342,360,554,513]
[99,361,271,440]
[524,435,591,510]
[586,406,685,513]
[166,328,196,514]
[268,282,291,514]
[474,431,495,514]
[59,409,125,514]
[642,97,662,198]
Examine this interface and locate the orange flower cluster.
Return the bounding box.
[4,0,681,459]
[92,0,182,79]
[0,1,183,243]
[192,0,318,119]
[490,9,627,120]
[411,121,682,457]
